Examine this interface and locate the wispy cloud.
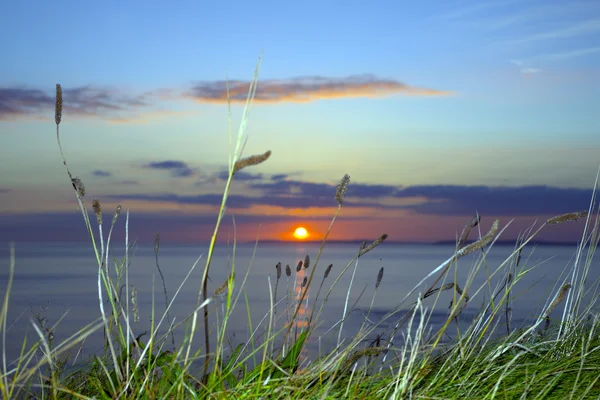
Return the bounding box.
[92,170,112,177]
[106,109,199,124]
[142,160,195,178]
[508,19,600,45]
[118,179,140,186]
[533,46,600,61]
[185,75,452,104]
[434,0,522,21]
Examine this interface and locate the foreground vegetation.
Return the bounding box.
[1,57,600,399]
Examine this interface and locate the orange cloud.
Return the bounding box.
[186,75,453,104]
[107,109,199,124]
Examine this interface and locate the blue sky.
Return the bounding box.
[1,0,599,243]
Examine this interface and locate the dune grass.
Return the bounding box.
[1,57,600,399]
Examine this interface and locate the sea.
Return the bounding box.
[1,241,598,370]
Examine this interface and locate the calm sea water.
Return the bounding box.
[1,241,598,367]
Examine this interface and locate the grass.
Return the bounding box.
[1,56,600,399]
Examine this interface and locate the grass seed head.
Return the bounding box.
[468,214,481,228]
[547,211,588,225]
[301,276,308,288]
[131,287,139,323]
[456,220,498,257]
[55,84,62,125]
[215,276,231,296]
[276,262,282,280]
[376,267,384,288]
[546,283,572,316]
[304,255,310,269]
[324,263,333,279]
[233,150,271,174]
[296,260,302,272]
[71,177,85,197]
[92,199,102,225]
[359,233,388,257]
[111,205,121,226]
[343,347,384,370]
[154,231,160,254]
[335,174,350,206]
[286,264,291,277]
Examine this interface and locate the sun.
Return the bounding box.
[293,226,309,240]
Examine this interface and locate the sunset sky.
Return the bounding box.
[1,0,599,244]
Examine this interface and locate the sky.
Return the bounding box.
[1,0,599,244]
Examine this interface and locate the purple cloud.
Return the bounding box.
[0,85,156,120]
[219,170,264,181]
[108,182,594,218]
[143,160,194,178]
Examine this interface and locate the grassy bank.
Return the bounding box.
[1,58,600,399]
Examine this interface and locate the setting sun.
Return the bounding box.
[293,226,309,240]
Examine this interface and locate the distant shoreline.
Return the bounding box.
[234,239,581,247]
[4,239,582,248]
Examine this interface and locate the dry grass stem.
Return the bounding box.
[233,150,271,174]
[358,234,388,257]
[547,211,588,225]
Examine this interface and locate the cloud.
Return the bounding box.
[249,179,400,199]
[0,212,308,244]
[185,75,452,104]
[395,185,593,216]
[218,170,264,181]
[510,60,541,75]
[533,47,600,62]
[433,0,522,21]
[142,160,195,178]
[271,174,289,181]
[107,182,593,218]
[92,170,112,177]
[0,85,157,121]
[509,19,600,45]
[118,179,140,185]
[108,192,364,209]
[0,188,10,193]
[1,75,451,120]
[106,109,199,124]
[520,67,541,75]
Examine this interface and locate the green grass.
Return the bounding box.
[1,57,600,399]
